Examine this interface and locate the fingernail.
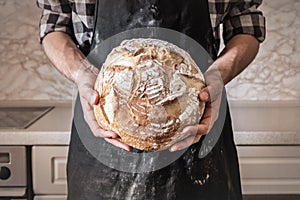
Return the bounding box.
[107,131,117,138]
[122,146,131,152]
[182,127,190,134]
[169,147,176,152]
[93,93,99,105]
[203,92,209,101]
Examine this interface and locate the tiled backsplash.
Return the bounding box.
[0,0,299,101]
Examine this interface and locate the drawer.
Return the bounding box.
[237,146,300,195]
[34,195,67,200]
[31,146,300,195]
[32,146,68,195]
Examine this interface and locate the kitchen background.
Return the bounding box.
[0,0,299,199]
[0,0,299,102]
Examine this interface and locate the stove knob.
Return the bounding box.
[0,166,11,180]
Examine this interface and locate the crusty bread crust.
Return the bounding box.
[94,38,205,151]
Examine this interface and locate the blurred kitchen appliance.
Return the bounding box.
[0,107,53,129]
[0,146,27,199]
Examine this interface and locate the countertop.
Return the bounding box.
[0,100,299,146]
[0,101,72,145]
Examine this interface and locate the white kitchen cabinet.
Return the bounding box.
[31,145,300,196]
[237,146,300,195]
[34,195,67,200]
[32,146,68,195]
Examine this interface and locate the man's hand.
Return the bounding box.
[169,65,223,152]
[169,35,260,152]
[75,62,132,151]
[42,32,132,151]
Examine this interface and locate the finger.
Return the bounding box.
[104,138,132,151]
[182,125,199,136]
[91,124,118,138]
[81,98,118,138]
[169,126,201,152]
[196,123,210,135]
[169,134,202,152]
[197,109,213,135]
[80,87,99,105]
[91,90,100,105]
[87,117,118,138]
[171,125,198,145]
[199,87,210,102]
[206,83,223,103]
[85,112,118,138]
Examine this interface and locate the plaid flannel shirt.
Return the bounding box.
[37,0,266,54]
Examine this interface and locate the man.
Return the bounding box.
[37,0,265,199]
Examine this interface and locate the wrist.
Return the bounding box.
[73,59,99,86]
[212,34,260,85]
[211,55,237,85]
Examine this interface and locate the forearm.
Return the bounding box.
[42,32,86,83]
[213,34,260,85]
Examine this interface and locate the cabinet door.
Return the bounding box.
[34,195,67,200]
[32,146,68,195]
[237,146,300,195]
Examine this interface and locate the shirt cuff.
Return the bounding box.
[223,13,266,44]
[39,9,73,43]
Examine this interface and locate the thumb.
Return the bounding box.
[90,90,100,105]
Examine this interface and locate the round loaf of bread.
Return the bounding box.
[94,38,206,151]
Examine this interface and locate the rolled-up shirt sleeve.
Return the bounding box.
[37,0,73,42]
[223,0,266,44]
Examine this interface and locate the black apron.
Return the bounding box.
[67,0,242,199]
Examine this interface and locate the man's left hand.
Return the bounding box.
[169,66,223,152]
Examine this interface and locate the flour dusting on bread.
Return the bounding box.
[94,38,205,151]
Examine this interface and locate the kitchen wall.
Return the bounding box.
[0,0,299,102]
[226,0,300,101]
[0,0,75,101]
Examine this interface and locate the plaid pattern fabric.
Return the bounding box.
[37,0,265,53]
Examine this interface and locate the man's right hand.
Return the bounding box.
[75,61,132,152]
[42,32,131,151]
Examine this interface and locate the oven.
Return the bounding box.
[0,146,29,199]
